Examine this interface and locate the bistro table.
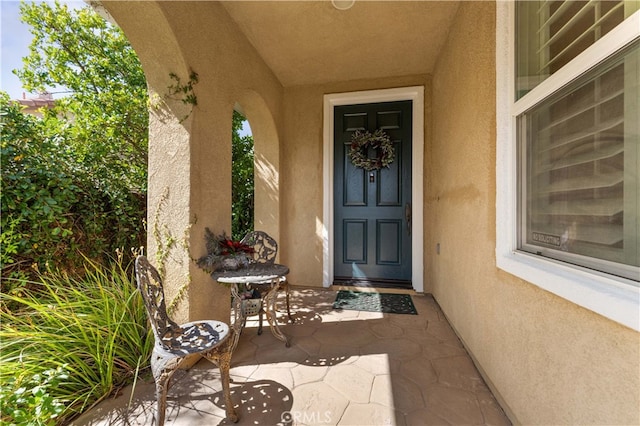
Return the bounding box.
[212,263,292,347]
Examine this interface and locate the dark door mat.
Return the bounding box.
[332,290,418,315]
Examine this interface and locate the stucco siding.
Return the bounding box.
[430,2,640,424]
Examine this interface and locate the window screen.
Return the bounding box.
[516,1,639,281]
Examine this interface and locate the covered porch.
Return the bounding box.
[92,1,640,424]
[73,287,510,425]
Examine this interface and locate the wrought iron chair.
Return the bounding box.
[241,230,279,264]
[135,255,241,425]
[239,231,292,334]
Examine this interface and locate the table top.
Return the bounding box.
[211,263,289,284]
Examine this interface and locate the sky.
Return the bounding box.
[1,0,83,100]
[0,0,253,135]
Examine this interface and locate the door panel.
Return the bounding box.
[334,101,412,285]
[378,141,403,206]
[344,147,367,206]
[377,220,402,264]
[344,220,367,263]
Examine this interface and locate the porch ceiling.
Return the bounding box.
[220,1,460,87]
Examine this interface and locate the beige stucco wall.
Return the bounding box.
[429,2,640,424]
[102,1,284,324]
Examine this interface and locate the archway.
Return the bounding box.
[235,91,282,249]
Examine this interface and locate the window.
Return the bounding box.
[515,1,634,99]
[496,2,640,330]
[515,1,639,281]
[519,42,639,280]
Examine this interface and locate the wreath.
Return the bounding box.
[349,129,395,171]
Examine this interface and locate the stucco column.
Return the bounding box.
[98,1,233,324]
[146,90,195,325]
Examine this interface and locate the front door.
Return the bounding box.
[334,101,412,287]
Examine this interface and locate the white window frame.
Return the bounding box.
[496,1,640,331]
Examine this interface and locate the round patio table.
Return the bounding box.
[212,263,291,347]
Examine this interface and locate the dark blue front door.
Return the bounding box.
[334,101,412,287]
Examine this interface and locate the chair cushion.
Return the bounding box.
[160,320,229,354]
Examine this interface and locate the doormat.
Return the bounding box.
[332,290,418,315]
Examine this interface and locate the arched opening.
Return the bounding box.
[231,109,255,240]
[234,93,281,248]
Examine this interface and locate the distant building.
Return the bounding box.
[14,92,56,118]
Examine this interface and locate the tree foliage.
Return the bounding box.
[1,1,148,281]
[2,1,255,281]
[15,0,148,193]
[0,93,145,283]
[232,111,254,240]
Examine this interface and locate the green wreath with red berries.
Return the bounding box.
[348,129,395,171]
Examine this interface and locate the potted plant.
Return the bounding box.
[196,228,255,272]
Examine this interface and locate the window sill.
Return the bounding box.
[496,250,639,331]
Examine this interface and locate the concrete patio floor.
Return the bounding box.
[73,287,511,425]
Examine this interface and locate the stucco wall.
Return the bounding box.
[280,75,430,288]
[429,2,640,424]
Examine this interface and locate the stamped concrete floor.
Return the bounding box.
[73,287,511,426]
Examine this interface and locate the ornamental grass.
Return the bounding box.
[0,256,153,425]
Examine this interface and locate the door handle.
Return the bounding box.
[405,202,412,236]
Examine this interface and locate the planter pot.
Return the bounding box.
[220,254,250,271]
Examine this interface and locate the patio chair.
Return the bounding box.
[240,231,292,334]
[241,230,279,264]
[135,255,240,425]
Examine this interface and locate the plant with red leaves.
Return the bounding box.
[219,237,254,256]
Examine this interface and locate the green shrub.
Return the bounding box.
[0,93,146,283]
[0,366,68,426]
[0,256,153,424]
